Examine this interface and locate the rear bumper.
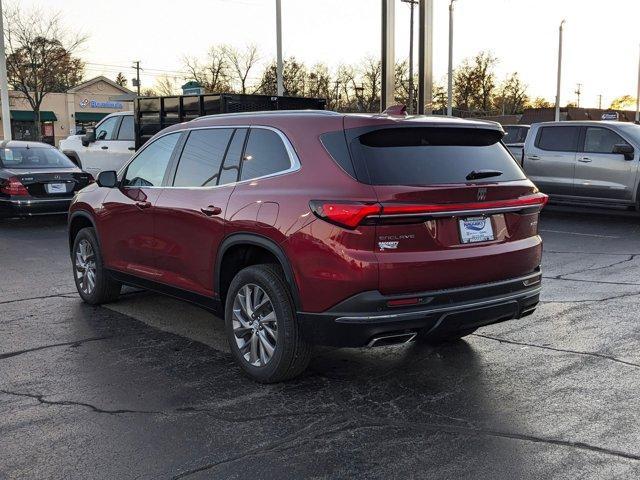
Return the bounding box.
[0,197,72,217]
[297,269,541,347]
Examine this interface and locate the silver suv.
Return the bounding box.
[523,121,639,207]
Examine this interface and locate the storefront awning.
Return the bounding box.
[75,112,108,122]
[10,110,58,122]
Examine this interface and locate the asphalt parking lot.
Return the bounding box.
[1,207,640,479]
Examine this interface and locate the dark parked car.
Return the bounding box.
[503,124,530,164]
[0,141,93,218]
[68,111,547,383]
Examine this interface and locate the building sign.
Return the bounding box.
[79,98,123,109]
[601,112,619,121]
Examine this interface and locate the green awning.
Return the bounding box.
[10,110,57,122]
[75,112,108,122]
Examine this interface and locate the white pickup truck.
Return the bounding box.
[59,111,135,177]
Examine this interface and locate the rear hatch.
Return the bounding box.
[343,119,545,295]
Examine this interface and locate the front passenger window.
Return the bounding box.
[94,117,120,141]
[123,133,180,187]
[584,127,629,154]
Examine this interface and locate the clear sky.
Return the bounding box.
[15,0,640,108]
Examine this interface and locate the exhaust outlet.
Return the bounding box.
[367,332,417,348]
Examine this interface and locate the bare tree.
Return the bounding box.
[255,56,307,96]
[183,46,232,93]
[453,51,498,116]
[154,75,179,96]
[222,44,259,94]
[4,5,86,140]
[115,72,127,87]
[494,72,529,114]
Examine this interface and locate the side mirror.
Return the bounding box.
[96,170,118,188]
[81,129,95,147]
[612,143,634,161]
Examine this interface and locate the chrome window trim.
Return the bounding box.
[118,125,301,190]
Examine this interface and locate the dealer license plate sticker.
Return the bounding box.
[459,216,494,244]
[46,183,67,194]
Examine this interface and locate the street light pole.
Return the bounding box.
[275,0,284,97]
[0,0,12,141]
[401,0,417,114]
[447,0,456,116]
[555,19,566,122]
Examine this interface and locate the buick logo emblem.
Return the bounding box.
[477,188,487,201]
[53,175,60,180]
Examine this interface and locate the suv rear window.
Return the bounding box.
[349,127,525,186]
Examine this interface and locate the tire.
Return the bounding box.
[225,264,311,383]
[71,227,121,305]
[416,327,477,345]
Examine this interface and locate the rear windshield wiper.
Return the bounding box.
[465,169,503,181]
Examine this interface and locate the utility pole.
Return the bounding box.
[447,0,456,116]
[575,83,581,108]
[275,0,283,96]
[417,0,433,114]
[0,0,11,141]
[636,43,640,123]
[133,61,141,96]
[401,0,418,114]
[555,19,566,122]
[597,94,602,110]
[381,0,395,111]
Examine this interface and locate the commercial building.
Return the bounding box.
[0,76,134,146]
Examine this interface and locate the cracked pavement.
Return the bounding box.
[1,209,640,479]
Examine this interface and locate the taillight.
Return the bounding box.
[381,193,549,216]
[310,193,548,229]
[309,201,381,229]
[0,177,29,196]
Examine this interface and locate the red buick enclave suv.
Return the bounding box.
[68,110,546,382]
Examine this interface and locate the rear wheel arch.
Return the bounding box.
[216,234,301,310]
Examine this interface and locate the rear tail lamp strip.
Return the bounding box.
[309,193,548,229]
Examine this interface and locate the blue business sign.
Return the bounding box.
[79,98,123,109]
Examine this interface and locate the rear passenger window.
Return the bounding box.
[219,129,247,185]
[173,129,233,187]
[583,127,628,154]
[240,129,291,181]
[536,126,580,152]
[117,115,134,141]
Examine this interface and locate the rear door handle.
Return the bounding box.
[578,157,592,163]
[201,205,222,216]
[101,146,108,150]
[128,147,135,151]
[527,155,540,160]
[135,201,151,209]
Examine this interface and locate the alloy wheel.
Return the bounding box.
[232,284,278,367]
[75,239,97,295]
